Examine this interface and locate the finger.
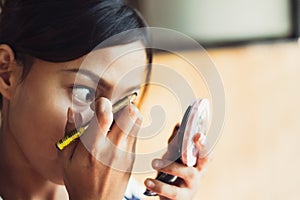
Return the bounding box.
[111,116,142,171]
[75,97,113,157]
[193,132,206,151]
[58,108,79,163]
[106,104,141,156]
[152,159,199,186]
[144,178,188,200]
[195,156,208,172]
[95,97,113,134]
[75,102,139,169]
[85,104,140,171]
[108,104,141,146]
[193,133,208,171]
[126,116,142,153]
[109,114,142,153]
[195,153,208,172]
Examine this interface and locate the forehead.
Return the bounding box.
[71,41,147,98]
[80,41,147,73]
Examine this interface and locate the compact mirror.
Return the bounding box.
[180,98,210,166]
[144,98,210,196]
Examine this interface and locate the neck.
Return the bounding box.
[0,122,68,199]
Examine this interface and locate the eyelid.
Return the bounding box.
[72,85,96,96]
[72,85,96,104]
[73,84,95,90]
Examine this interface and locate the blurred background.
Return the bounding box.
[128,0,300,199]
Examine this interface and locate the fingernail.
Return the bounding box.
[98,97,112,113]
[67,108,84,128]
[199,133,207,144]
[128,104,142,119]
[65,108,76,133]
[152,159,163,169]
[145,179,155,188]
[194,133,206,145]
[67,108,75,123]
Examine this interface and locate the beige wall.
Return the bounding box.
[139,0,291,42]
[134,40,300,200]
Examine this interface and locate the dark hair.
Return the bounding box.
[0,0,152,105]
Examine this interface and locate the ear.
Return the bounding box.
[0,44,20,100]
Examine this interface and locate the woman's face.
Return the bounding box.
[7,41,147,183]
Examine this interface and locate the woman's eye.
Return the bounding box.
[72,86,95,104]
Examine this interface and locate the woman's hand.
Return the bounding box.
[144,126,208,200]
[58,97,142,200]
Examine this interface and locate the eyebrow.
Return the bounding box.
[62,68,141,100]
[62,68,112,91]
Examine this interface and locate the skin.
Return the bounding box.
[0,41,207,200]
[145,127,208,200]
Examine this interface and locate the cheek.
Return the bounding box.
[9,83,70,160]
